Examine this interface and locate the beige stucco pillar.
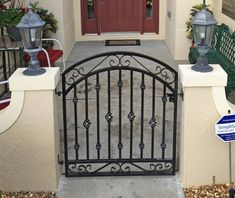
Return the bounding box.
[0,68,60,192]
[179,64,235,187]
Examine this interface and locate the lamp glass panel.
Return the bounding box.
[29,27,43,49]
[19,27,43,50]
[205,25,215,48]
[19,28,32,49]
[193,25,206,47]
[87,0,95,19]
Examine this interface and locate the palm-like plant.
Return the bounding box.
[186,3,212,40]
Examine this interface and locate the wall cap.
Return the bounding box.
[9,68,60,91]
[179,64,227,87]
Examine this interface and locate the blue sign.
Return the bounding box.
[215,114,235,142]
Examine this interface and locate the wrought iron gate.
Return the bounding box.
[62,51,178,177]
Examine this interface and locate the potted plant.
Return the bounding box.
[186,3,212,47]
[0,0,58,45]
[31,1,58,49]
[0,0,26,41]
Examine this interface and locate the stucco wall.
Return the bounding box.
[0,68,61,191]
[212,0,235,31]
[62,0,76,59]
[179,64,235,187]
[0,91,60,191]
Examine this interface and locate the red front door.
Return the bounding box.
[81,0,159,34]
[100,0,141,32]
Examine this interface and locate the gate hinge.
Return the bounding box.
[167,90,184,102]
[58,154,64,165]
[55,89,62,96]
[178,89,184,101]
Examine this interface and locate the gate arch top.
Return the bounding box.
[62,51,178,94]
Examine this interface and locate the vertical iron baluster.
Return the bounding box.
[140,73,145,159]
[84,78,90,160]
[13,51,17,70]
[118,69,123,159]
[107,71,112,159]
[7,51,10,78]
[73,86,79,160]
[2,51,8,92]
[96,74,101,159]
[62,74,69,176]
[172,74,178,173]
[19,48,23,67]
[129,71,134,159]
[150,78,156,158]
[161,85,167,159]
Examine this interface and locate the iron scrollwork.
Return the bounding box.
[110,163,131,173]
[63,52,177,86]
[68,164,92,173]
[154,66,175,84]
[150,162,173,172]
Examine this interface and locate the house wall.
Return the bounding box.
[25,0,76,59]
[212,0,235,31]
[73,0,167,41]
[165,0,212,60]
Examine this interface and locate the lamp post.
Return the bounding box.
[16,4,46,76]
[191,0,217,72]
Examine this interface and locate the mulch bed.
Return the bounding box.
[184,184,232,198]
[0,191,55,198]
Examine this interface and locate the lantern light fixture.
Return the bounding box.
[17,2,46,76]
[191,0,217,72]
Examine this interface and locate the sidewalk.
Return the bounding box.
[57,175,185,198]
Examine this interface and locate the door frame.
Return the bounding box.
[81,0,159,35]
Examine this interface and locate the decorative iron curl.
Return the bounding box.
[68,164,92,173]
[65,67,85,85]
[110,162,131,173]
[109,55,131,67]
[150,162,172,172]
[154,66,175,84]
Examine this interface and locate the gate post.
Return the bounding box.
[0,68,60,192]
[179,64,235,187]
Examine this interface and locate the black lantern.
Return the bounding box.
[16,4,46,76]
[191,1,217,72]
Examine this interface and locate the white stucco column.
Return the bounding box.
[0,68,61,192]
[179,64,235,187]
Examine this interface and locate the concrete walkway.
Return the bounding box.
[57,40,186,198]
[57,175,185,198]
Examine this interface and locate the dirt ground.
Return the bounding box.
[0,192,55,198]
[184,184,233,198]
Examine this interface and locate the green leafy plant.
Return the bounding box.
[186,3,212,40]
[0,1,58,46]
[0,8,25,28]
[31,1,58,38]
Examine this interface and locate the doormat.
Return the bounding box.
[105,39,141,46]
